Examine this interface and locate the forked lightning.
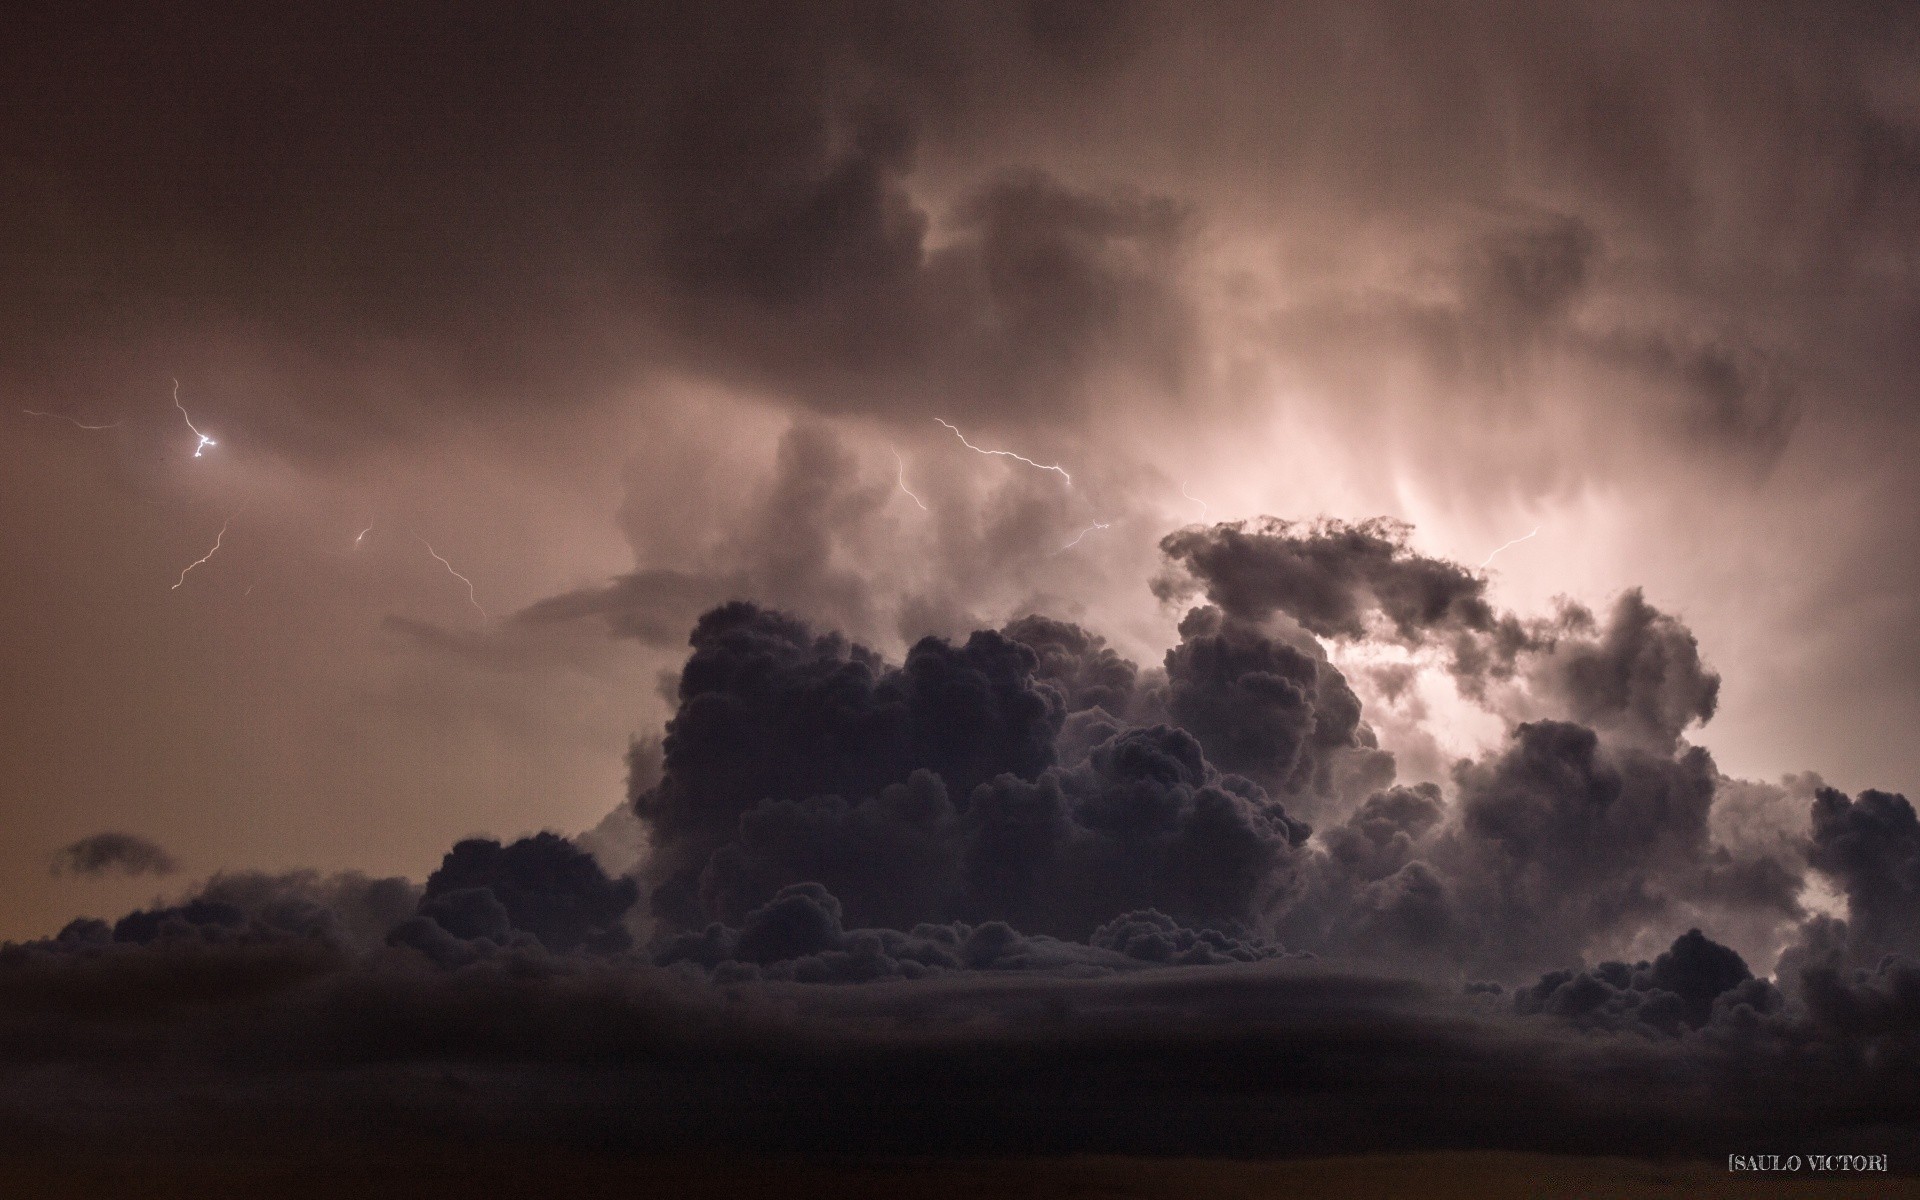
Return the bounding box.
[1480,525,1541,568]
[172,514,237,590]
[893,450,928,511]
[172,379,217,457]
[416,535,488,619]
[934,419,1071,485]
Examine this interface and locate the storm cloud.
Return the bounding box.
[6,0,1920,1181]
[9,536,1920,1164]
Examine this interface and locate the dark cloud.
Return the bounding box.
[636,601,1064,925]
[1278,784,1455,961]
[1808,786,1920,964]
[395,833,639,957]
[683,718,1313,943]
[1445,721,1719,972]
[51,832,177,878]
[10,574,1920,1163]
[0,2,1198,445]
[1161,605,1391,810]
[1157,518,1495,642]
[574,579,1792,989]
[1801,954,1920,1044]
[1533,589,1721,753]
[524,565,1790,987]
[1514,928,1768,1036]
[659,884,1294,983]
[1443,589,1721,759]
[2,916,1918,1162]
[1001,614,1140,718]
[698,771,966,931]
[104,870,418,953]
[515,569,744,648]
[657,881,1159,982]
[961,726,1311,939]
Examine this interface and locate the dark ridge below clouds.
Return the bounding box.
[0,943,1915,1162]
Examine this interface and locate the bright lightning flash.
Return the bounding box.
[1059,520,1112,552]
[354,524,374,547]
[934,419,1071,485]
[416,535,488,619]
[892,450,928,511]
[1181,481,1209,521]
[22,410,123,431]
[172,514,236,590]
[1480,525,1541,569]
[172,379,217,457]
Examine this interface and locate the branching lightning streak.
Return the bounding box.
[416,535,488,619]
[1181,481,1209,521]
[892,450,928,511]
[934,419,1071,485]
[172,514,236,590]
[1059,520,1111,551]
[171,379,217,457]
[1480,525,1541,568]
[22,409,123,431]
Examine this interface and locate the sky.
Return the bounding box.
[3,0,1919,1171]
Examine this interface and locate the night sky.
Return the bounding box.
[4,1,1919,1183]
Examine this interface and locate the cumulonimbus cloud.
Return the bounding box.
[7,515,1919,1159]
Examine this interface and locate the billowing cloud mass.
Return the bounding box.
[5,0,1920,1178]
[1158,518,1495,642]
[10,517,1920,1162]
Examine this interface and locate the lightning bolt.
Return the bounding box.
[1058,520,1112,552]
[934,419,1071,485]
[171,379,217,457]
[1181,481,1209,521]
[416,535,488,619]
[171,513,237,590]
[21,409,123,431]
[1480,525,1541,569]
[892,449,928,511]
[354,524,374,547]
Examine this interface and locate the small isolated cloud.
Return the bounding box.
[52,832,178,878]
